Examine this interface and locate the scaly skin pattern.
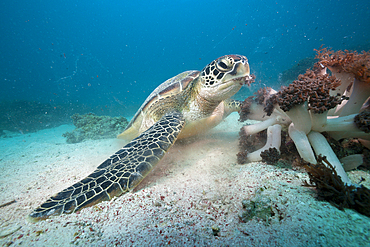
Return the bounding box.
[225,99,242,115]
[28,112,185,221]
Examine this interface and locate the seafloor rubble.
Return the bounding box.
[237,47,370,216]
[62,113,128,143]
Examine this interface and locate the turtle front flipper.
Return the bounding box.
[223,99,243,117]
[28,112,185,222]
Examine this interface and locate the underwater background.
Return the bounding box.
[1,0,370,132]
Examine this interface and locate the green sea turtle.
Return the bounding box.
[29,55,252,221]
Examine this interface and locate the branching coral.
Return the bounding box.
[307,131,350,184]
[260,147,281,165]
[269,70,346,134]
[238,47,370,187]
[268,69,351,182]
[239,88,290,136]
[315,48,370,116]
[354,110,370,133]
[272,79,312,134]
[340,154,364,171]
[239,88,288,122]
[314,47,356,97]
[237,128,267,164]
[246,124,282,163]
[288,123,316,164]
[325,111,370,140]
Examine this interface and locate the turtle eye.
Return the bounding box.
[218,61,228,69]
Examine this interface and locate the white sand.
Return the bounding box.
[0,113,369,246]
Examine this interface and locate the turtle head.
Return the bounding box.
[198,55,252,101]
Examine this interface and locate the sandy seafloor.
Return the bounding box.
[0,113,369,246]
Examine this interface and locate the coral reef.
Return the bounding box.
[245,124,282,163]
[62,113,128,143]
[260,147,281,165]
[315,48,370,116]
[354,110,370,133]
[237,128,267,164]
[237,47,370,216]
[238,47,370,186]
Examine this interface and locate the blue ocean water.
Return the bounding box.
[1,0,369,118]
[1,2,370,244]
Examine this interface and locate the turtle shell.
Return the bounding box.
[126,70,200,129]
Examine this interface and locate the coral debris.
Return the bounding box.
[63,113,128,143]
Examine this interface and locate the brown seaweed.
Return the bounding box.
[303,155,370,217]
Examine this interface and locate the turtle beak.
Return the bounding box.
[237,56,250,77]
[225,55,252,86]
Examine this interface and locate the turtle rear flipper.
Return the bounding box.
[28,112,185,222]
